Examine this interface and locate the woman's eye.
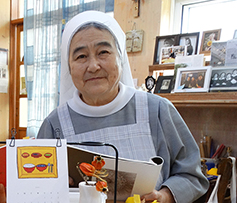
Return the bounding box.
[99,50,109,55]
[76,54,86,60]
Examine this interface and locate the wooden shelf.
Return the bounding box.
[156,92,237,107]
[149,64,174,75]
[149,64,237,107]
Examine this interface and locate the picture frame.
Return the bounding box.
[199,29,221,55]
[145,76,156,92]
[159,45,186,65]
[177,32,200,56]
[153,35,179,64]
[154,76,173,93]
[172,54,205,91]
[210,41,227,67]
[233,30,237,39]
[209,66,237,92]
[174,66,212,93]
[225,39,237,66]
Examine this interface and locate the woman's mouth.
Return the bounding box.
[86,77,104,82]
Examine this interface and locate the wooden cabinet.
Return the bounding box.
[149,64,237,157]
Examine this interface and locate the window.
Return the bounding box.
[9,20,27,138]
[10,0,26,139]
[174,0,237,41]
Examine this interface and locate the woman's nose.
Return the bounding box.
[87,56,100,72]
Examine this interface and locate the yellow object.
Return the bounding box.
[23,136,30,139]
[125,194,141,203]
[125,194,159,203]
[207,167,218,176]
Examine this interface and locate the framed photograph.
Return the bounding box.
[233,30,237,39]
[145,76,156,92]
[153,35,178,64]
[225,39,237,66]
[154,76,173,93]
[172,54,205,91]
[210,66,237,92]
[159,45,186,65]
[177,32,200,56]
[174,66,212,93]
[210,41,227,67]
[199,29,221,55]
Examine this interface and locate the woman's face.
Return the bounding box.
[185,39,190,45]
[68,27,120,105]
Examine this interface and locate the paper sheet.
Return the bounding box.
[7,139,69,203]
[0,49,8,93]
[67,145,163,201]
[101,156,163,201]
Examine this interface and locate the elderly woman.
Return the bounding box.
[37,11,209,203]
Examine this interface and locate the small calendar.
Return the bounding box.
[7,139,69,203]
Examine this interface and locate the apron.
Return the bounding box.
[57,91,156,161]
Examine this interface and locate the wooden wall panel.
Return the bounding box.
[114,0,163,86]
[0,0,10,141]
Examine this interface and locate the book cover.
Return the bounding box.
[0,145,6,187]
[67,145,163,201]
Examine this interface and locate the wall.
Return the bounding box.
[0,0,10,141]
[114,0,170,86]
[179,107,237,157]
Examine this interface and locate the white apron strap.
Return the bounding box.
[57,103,75,137]
[135,91,149,123]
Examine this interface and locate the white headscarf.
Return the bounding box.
[59,10,134,105]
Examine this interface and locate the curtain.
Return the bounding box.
[24,0,114,137]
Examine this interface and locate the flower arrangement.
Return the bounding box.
[76,155,108,193]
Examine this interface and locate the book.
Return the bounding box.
[0,145,6,188]
[67,145,163,201]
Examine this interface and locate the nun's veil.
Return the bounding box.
[60,10,134,105]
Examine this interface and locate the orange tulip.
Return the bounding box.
[96,181,108,193]
[92,156,105,170]
[79,163,95,176]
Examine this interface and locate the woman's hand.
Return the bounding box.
[0,183,6,203]
[69,176,74,186]
[141,187,175,203]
